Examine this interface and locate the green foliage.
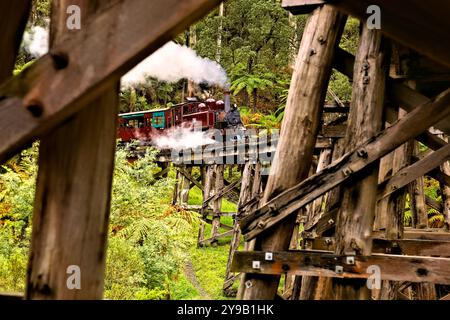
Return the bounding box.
[30,0,51,26]
[0,145,39,292]
[105,147,201,299]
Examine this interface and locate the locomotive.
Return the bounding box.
[117,93,239,144]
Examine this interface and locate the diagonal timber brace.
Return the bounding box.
[0,0,222,163]
[239,88,450,241]
[378,142,450,200]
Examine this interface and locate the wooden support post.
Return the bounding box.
[238,5,347,300]
[172,168,181,205]
[377,109,408,300]
[198,166,214,247]
[296,148,333,300]
[211,165,224,246]
[375,150,395,232]
[180,166,192,204]
[407,141,428,229]
[0,0,31,83]
[333,26,389,299]
[308,148,332,224]
[26,0,118,299]
[301,139,345,300]
[223,163,254,296]
[385,110,408,240]
[439,135,450,230]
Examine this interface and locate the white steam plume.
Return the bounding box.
[121,41,229,89]
[20,27,229,90]
[152,124,216,150]
[23,26,49,58]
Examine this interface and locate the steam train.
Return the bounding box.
[117,95,232,144]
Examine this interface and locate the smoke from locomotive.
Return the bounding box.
[122,41,230,89]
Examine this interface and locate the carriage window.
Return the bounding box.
[127,119,144,128]
[152,111,166,129]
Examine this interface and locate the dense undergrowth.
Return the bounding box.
[0,144,235,299]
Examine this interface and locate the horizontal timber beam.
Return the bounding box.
[0,0,222,163]
[231,251,450,284]
[239,88,450,241]
[282,0,325,14]
[308,237,450,257]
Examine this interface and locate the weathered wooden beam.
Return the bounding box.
[202,218,233,231]
[0,0,222,163]
[211,165,224,245]
[26,0,119,300]
[0,0,31,83]
[429,168,450,188]
[333,47,450,140]
[325,0,450,68]
[440,293,450,300]
[282,0,325,14]
[202,178,241,208]
[154,166,171,180]
[407,140,429,229]
[240,87,450,241]
[200,230,234,246]
[224,163,254,294]
[309,237,450,257]
[323,105,350,113]
[320,125,346,138]
[332,26,388,299]
[231,251,450,284]
[238,5,347,300]
[373,229,450,242]
[425,196,443,213]
[378,142,450,200]
[438,135,450,230]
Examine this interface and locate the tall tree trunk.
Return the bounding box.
[187,25,197,97]
[288,12,298,70]
[252,88,257,111]
[216,2,224,63]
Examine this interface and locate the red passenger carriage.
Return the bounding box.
[117,96,228,144]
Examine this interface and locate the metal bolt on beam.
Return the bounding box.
[346,256,355,265]
[265,252,273,261]
[335,265,344,274]
[252,261,261,269]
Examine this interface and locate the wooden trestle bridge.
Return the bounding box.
[1,0,450,300]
